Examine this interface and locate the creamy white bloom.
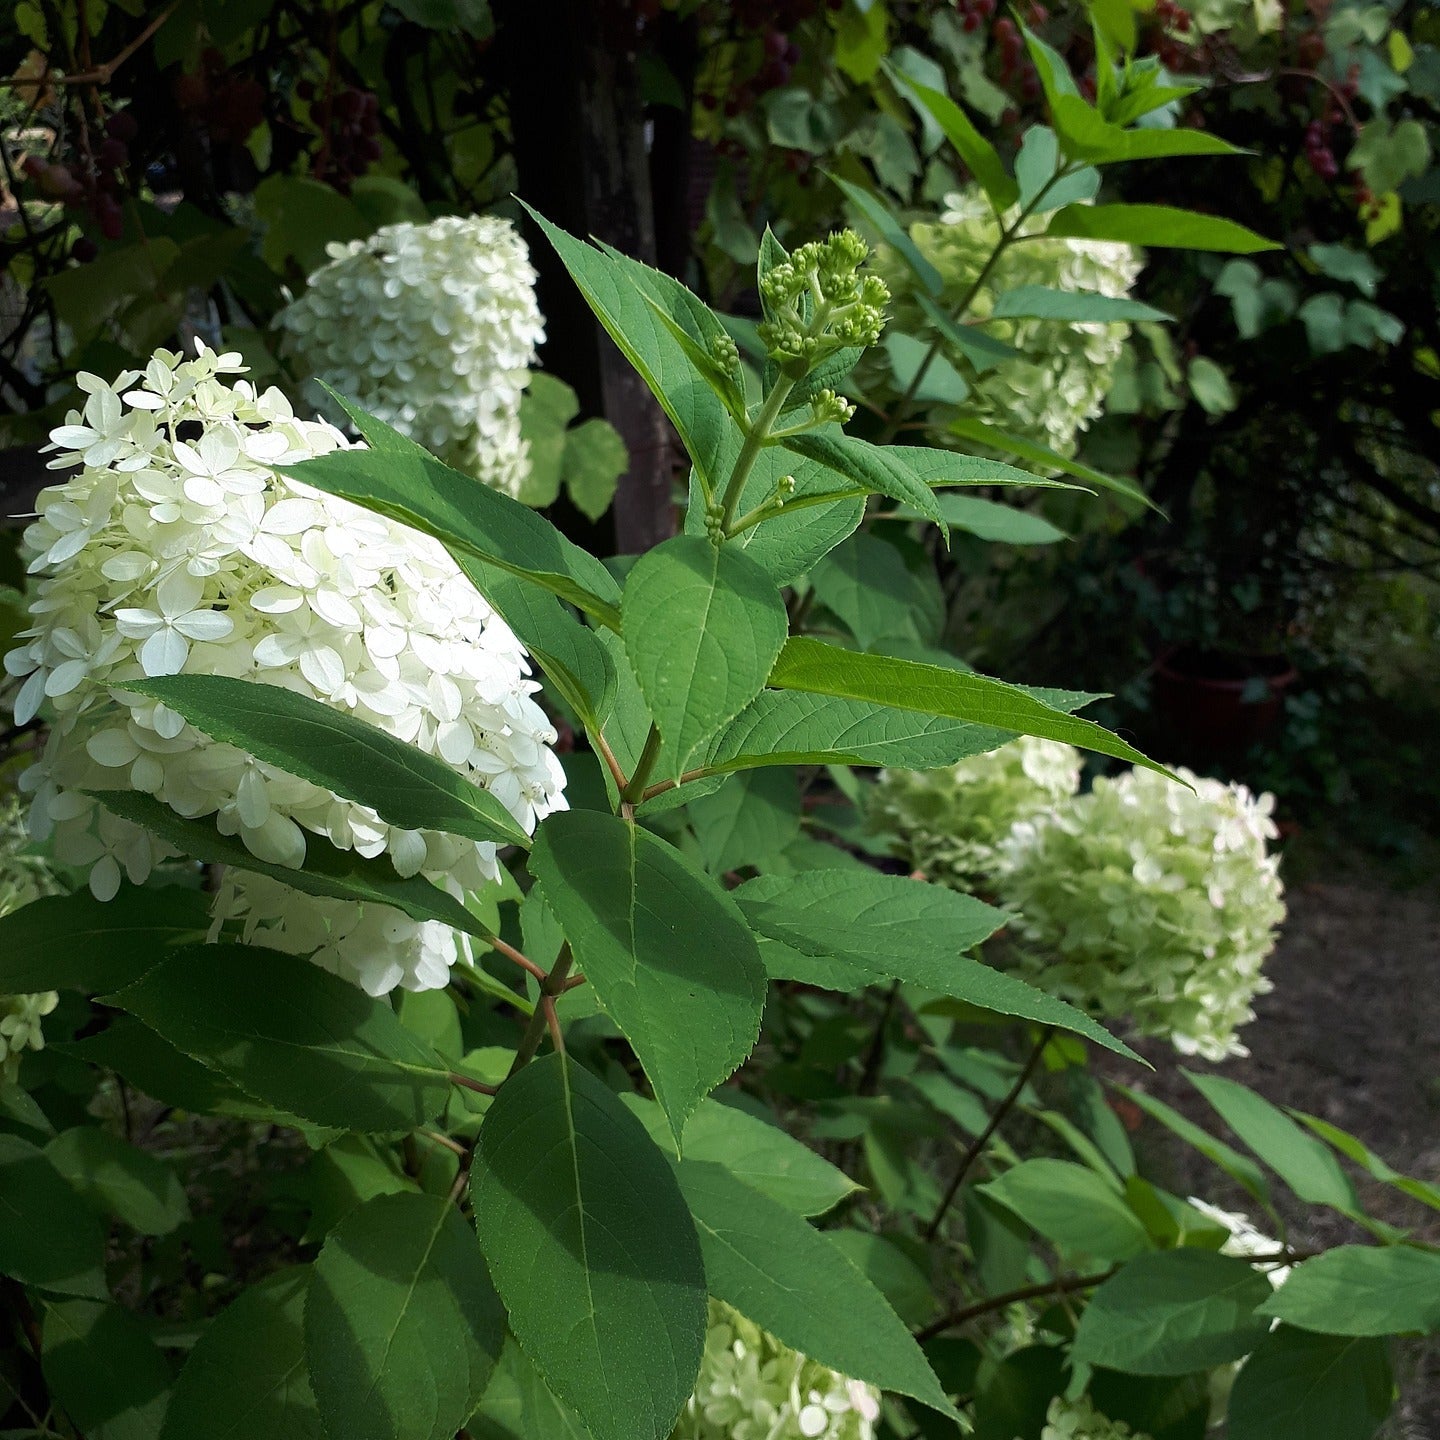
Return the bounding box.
[996,767,1285,1061]
[868,738,1082,892]
[877,188,1142,457]
[1041,1395,1152,1440]
[275,214,544,496]
[1186,1198,1291,1287]
[672,1302,881,1440]
[0,798,64,1081]
[5,344,566,996]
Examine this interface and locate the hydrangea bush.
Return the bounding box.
[4,345,566,994]
[867,737,1081,891]
[997,766,1286,1059]
[275,214,545,496]
[0,799,63,1082]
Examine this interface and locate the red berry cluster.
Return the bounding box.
[1302,66,1359,185]
[993,17,1042,102]
[956,0,999,35]
[300,83,382,191]
[697,0,824,121]
[20,109,138,251]
[174,49,265,146]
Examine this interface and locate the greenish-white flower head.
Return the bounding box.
[0,797,63,1081]
[759,231,890,375]
[1186,1198,1290,1286]
[1041,1395,1152,1440]
[996,767,1285,1061]
[878,188,1142,457]
[275,214,544,496]
[672,1301,880,1440]
[867,738,1083,892]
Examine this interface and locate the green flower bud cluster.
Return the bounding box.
[1041,1395,1153,1440]
[809,388,856,426]
[709,330,742,382]
[758,231,890,374]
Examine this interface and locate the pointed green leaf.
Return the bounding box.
[829,173,943,295]
[981,1159,1153,1262]
[1043,203,1281,253]
[677,1159,959,1419]
[283,393,622,629]
[623,535,788,778]
[470,1052,706,1440]
[107,943,453,1132]
[0,885,211,994]
[1259,1246,1440,1337]
[41,1299,173,1440]
[767,637,1170,776]
[990,284,1172,323]
[890,75,1018,210]
[735,869,1137,1058]
[1291,1111,1440,1213]
[1048,94,1244,163]
[1072,1250,1275,1374]
[306,1192,506,1440]
[45,1127,190,1236]
[161,1268,323,1440]
[782,431,946,526]
[883,493,1069,544]
[120,675,531,851]
[529,810,766,1141]
[471,1338,596,1440]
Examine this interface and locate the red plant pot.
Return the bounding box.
[1152,646,1298,757]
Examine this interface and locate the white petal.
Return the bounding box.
[139,627,190,677]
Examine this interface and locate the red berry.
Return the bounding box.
[105,111,138,143]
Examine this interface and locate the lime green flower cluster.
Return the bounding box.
[759,231,890,375]
[0,797,64,1081]
[867,739,1082,892]
[671,1302,880,1440]
[880,189,1142,456]
[996,767,1286,1061]
[1042,1395,1152,1440]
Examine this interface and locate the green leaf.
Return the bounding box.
[1044,203,1281,253]
[781,431,947,527]
[621,1093,859,1215]
[41,1299,172,1440]
[45,1127,190,1236]
[688,768,802,875]
[564,419,627,522]
[973,1344,1066,1440]
[306,1193,506,1440]
[282,393,621,629]
[1226,1328,1392,1440]
[1259,1246,1440,1337]
[809,532,944,650]
[1291,1111,1440,1213]
[529,810,766,1142]
[0,1133,106,1297]
[944,417,1151,507]
[1117,1086,1273,1210]
[526,209,734,498]
[884,331,970,405]
[107,943,453,1133]
[471,1338,596,1440]
[708,687,1097,775]
[1072,1251,1275,1374]
[767,637,1170,776]
[676,1160,958,1419]
[92,791,491,945]
[622,536,789,778]
[161,1268,324,1440]
[829,174,943,296]
[1047,95,1245,163]
[735,870,1137,1058]
[0,885,212,994]
[120,675,531,851]
[981,1159,1153,1261]
[470,1052,706,1440]
[891,74,1017,210]
[990,284,1172,323]
[1185,1072,1359,1214]
[886,494,1068,545]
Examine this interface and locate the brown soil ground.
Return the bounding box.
[1120,858,1440,1437]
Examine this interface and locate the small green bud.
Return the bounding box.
[809,388,855,426]
[708,330,741,378]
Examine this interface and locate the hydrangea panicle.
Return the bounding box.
[867,738,1082,892]
[1041,1395,1152,1440]
[4,343,566,996]
[996,767,1285,1060]
[0,797,64,1081]
[275,214,544,497]
[672,1301,881,1440]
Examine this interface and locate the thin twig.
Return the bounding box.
[448,1072,498,1097]
[924,1025,1055,1241]
[488,935,547,984]
[593,729,629,793]
[49,3,178,84]
[917,1267,1118,1341]
[419,1129,468,1157]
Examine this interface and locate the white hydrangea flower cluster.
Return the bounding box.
[3,344,566,997]
[996,767,1285,1061]
[0,797,64,1082]
[1041,1395,1151,1440]
[671,1302,881,1440]
[275,214,545,497]
[867,738,1082,892]
[880,189,1142,456]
